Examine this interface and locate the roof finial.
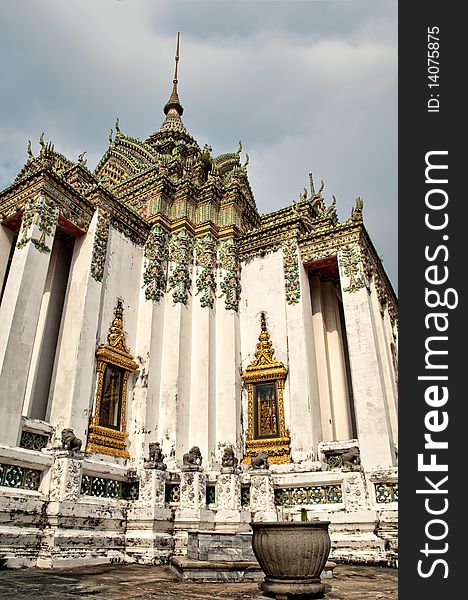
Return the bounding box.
[164,32,184,117]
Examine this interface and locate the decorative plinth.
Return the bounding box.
[249,470,276,521]
[170,555,262,582]
[259,578,331,599]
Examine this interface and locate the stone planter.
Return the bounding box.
[250,521,331,599]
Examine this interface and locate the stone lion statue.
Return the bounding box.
[61,428,82,452]
[182,446,203,470]
[221,446,238,469]
[341,446,360,471]
[147,442,167,470]
[251,450,269,470]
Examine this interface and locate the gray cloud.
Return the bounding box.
[0,0,397,289]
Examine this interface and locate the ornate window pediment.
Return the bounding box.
[242,313,291,464]
[86,299,137,459]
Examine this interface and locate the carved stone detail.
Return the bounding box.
[218,237,241,312]
[282,238,301,305]
[195,234,217,308]
[168,229,194,304]
[143,225,169,302]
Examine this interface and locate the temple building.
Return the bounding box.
[0,38,398,570]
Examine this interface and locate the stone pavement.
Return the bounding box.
[0,563,398,600]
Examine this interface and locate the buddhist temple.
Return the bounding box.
[0,35,398,569]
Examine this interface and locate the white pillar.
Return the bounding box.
[310,275,334,441]
[0,200,58,445]
[284,258,322,461]
[322,281,353,440]
[47,211,105,442]
[215,293,241,459]
[23,238,73,420]
[339,252,394,469]
[157,297,192,468]
[188,296,212,462]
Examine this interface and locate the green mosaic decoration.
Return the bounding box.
[274,485,343,506]
[340,245,365,293]
[143,225,169,302]
[165,482,181,503]
[0,463,42,491]
[241,485,251,507]
[80,474,139,500]
[195,234,217,308]
[282,238,301,305]
[206,484,216,505]
[168,229,194,305]
[20,431,49,451]
[374,482,398,503]
[90,210,110,282]
[218,237,241,312]
[16,195,58,253]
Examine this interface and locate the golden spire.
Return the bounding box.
[164,32,184,117]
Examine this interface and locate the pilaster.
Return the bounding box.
[338,247,394,469]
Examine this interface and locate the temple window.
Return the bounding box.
[242,312,291,464]
[253,382,279,439]
[86,299,137,459]
[98,365,125,429]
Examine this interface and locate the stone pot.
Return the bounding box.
[250,521,331,599]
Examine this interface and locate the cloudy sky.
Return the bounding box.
[0,0,397,290]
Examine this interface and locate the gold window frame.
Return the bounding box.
[86,300,137,459]
[242,313,291,464]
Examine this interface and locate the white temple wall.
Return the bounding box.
[96,227,141,350]
[47,212,104,443]
[240,251,288,364]
[0,225,14,294]
[0,213,57,446]
[92,226,142,457]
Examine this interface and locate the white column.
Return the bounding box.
[285,259,323,461]
[127,280,165,462]
[188,296,212,462]
[322,281,353,440]
[215,294,241,459]
[47,211,104,443]
[339,259,394,469]
[23,238,73,420]
[0,202,57,445]
[157,298,192,468]
[310,275,334,441]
